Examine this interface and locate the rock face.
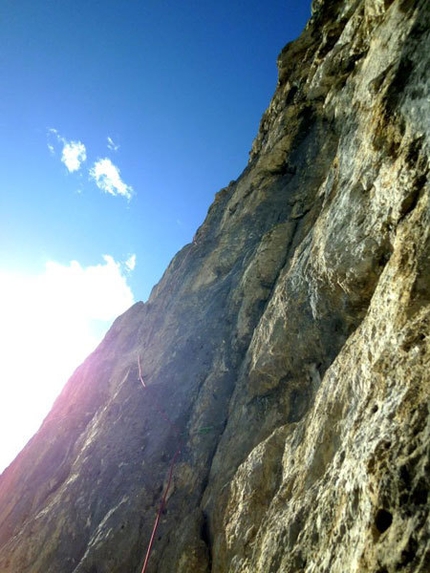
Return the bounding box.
[0,0,429,571]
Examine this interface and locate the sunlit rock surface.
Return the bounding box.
[0,0,428,571]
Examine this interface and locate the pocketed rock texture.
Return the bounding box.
[0,0,429,571]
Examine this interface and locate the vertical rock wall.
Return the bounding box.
[0,0,428,571]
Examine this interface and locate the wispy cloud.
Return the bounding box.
[89,158,133,200]
[107,136,120,152]
[47,128,87,172]
[124,254,136,272]
[47,129,133,200]
[47,128,60,155]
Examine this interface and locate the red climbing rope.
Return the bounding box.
[138,355,183,573]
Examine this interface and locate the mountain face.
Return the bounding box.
[1,0,429,571]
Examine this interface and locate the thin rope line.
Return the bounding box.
[138,355,183,573]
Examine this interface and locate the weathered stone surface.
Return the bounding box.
[0,0,428,571]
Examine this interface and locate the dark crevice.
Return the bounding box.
[398,179,425,221]
[375,508,393,534]
[200,512,213,569]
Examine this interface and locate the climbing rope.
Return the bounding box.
[138,355,183,573]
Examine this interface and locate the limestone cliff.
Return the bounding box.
[0,0,429,571]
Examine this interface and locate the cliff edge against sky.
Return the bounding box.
[0,0,429,571]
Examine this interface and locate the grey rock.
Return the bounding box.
[0,0,428,571]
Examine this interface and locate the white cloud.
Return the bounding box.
[41,255,134,320]
[89,158,133,200]
[47,131,134,199]
[61,140,87,172]
[107,136,120,151]
[48,127,59,138]
[47,129,87,173]
[0,256,135,472]
[125,254,136,272]
[47,128,61,154]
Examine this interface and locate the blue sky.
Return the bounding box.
[0,1,311,471]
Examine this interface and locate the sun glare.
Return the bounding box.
[0,256,135,472]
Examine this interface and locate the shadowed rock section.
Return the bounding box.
[0,0,429,571]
